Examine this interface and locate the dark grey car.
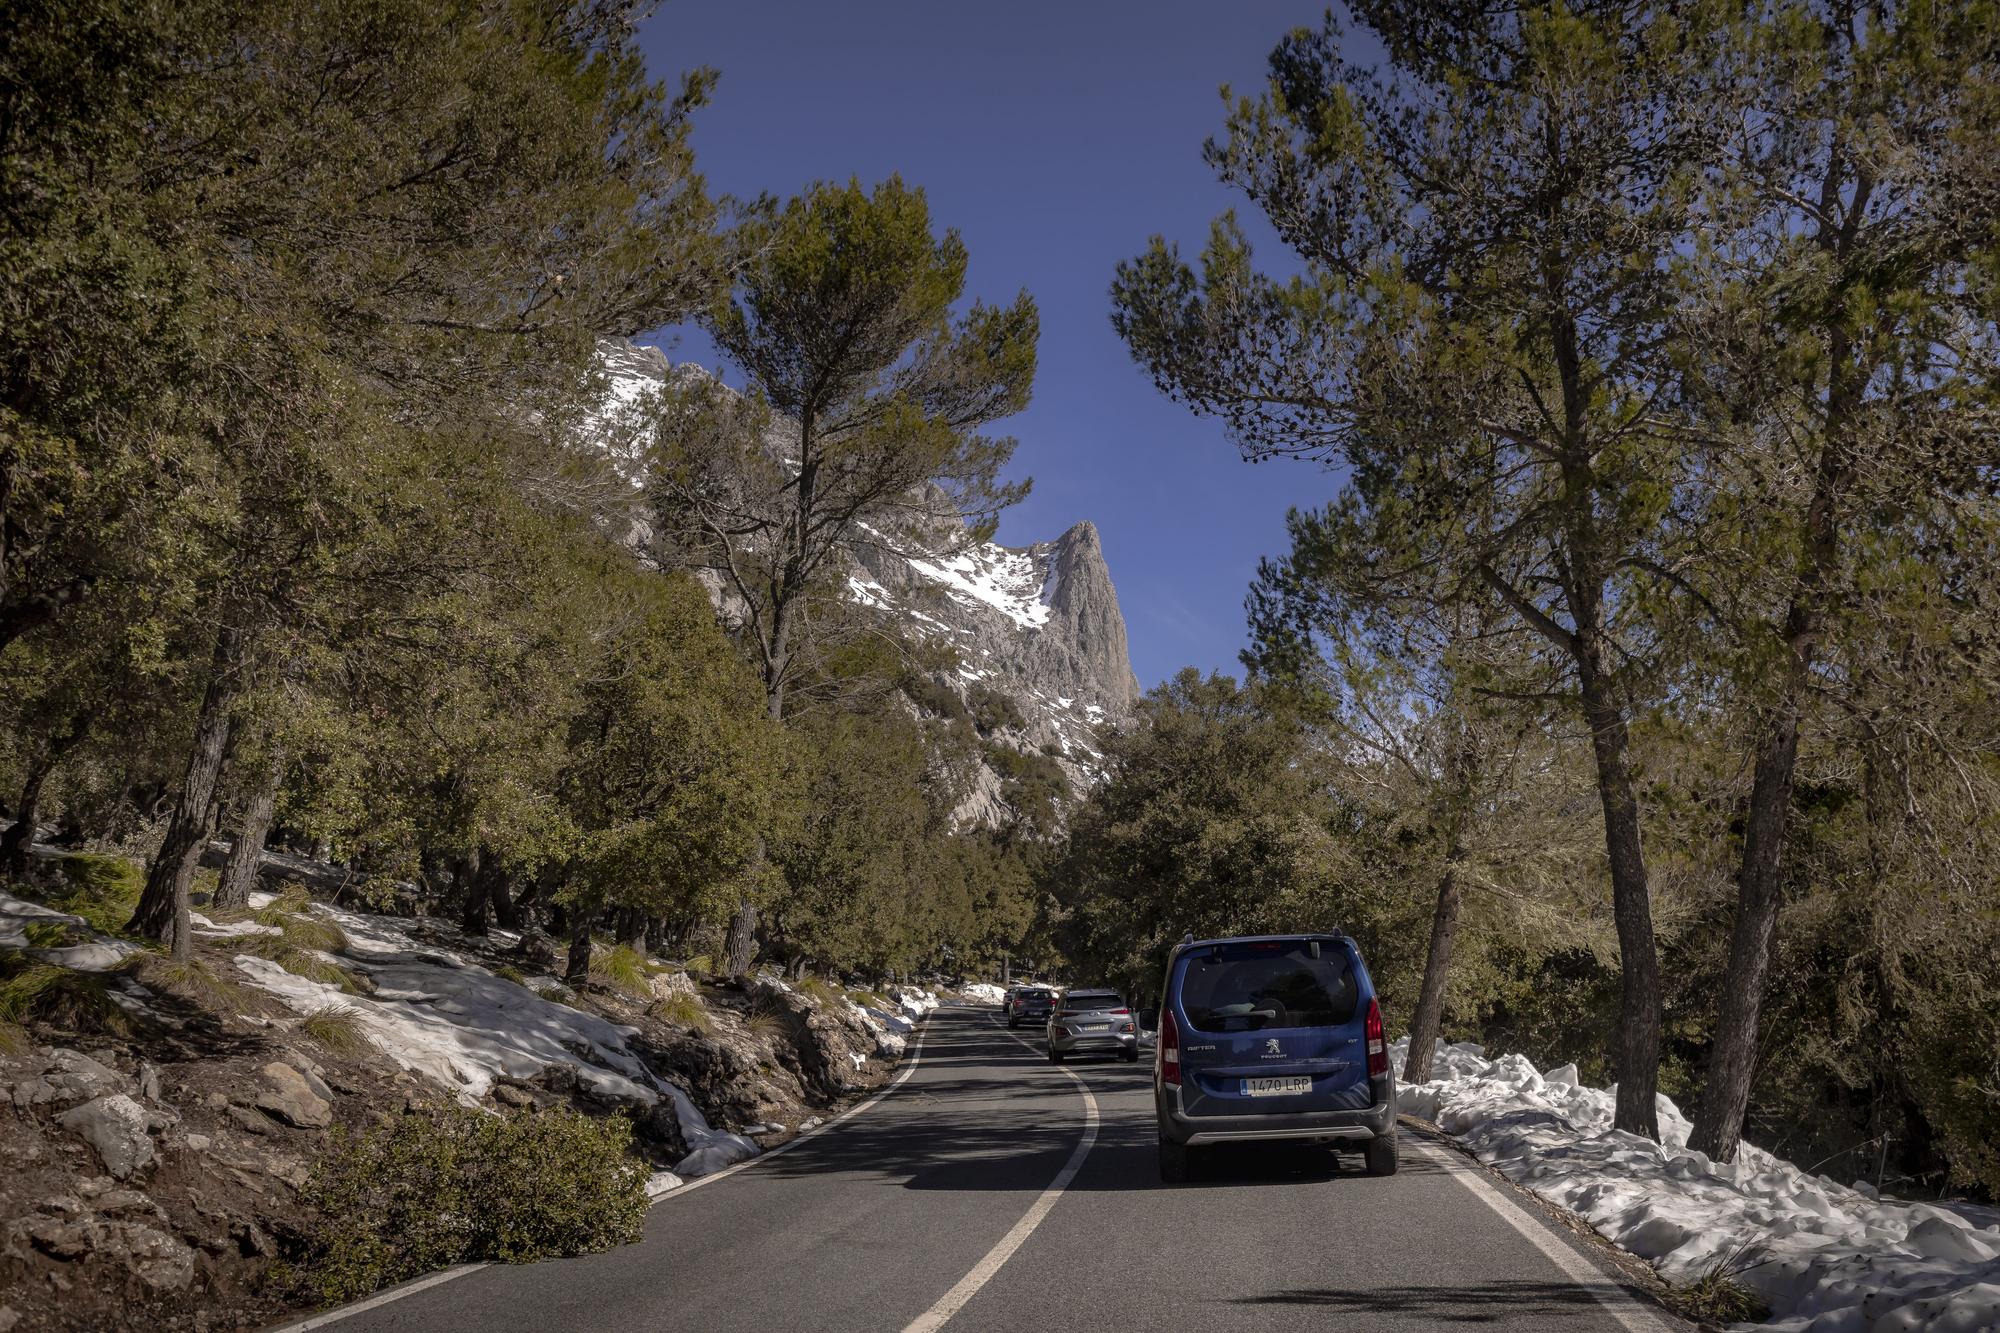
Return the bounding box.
[1047,989,1139,1063]
[1006,986,1054,1028]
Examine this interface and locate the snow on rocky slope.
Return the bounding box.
[1397,1037,2000,1333]
[222,892,761,1179]
[586,338,1142,817]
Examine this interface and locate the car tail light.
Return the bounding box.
[1111,1008,1129,1015]
[1159,1007,1180,1087]
[1365,997,1388,1078]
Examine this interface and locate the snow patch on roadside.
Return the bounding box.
[960,982,1008,1005]
[230,898,756,1178]
[1395,1037,2000,1333]
[0,890,140,972]
[844,988,938,1058]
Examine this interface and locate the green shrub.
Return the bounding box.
[492,965,529,988]
[647,990,709,1032]
[683,954,713,977]
[0,959,130,1036]
[296,1104,648,1303]
[586,943,650,999]
[300,1005,369,1054]
[51,854,143,935]
[0,1019,26,1055]
[537,984,576,1006]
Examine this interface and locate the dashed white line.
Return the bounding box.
[898,1015,1102,1333]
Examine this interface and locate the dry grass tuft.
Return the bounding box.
[126,953,250,1013]
[0,959,131,1036]
[646,990,710,1033]
[586,943,650,999]
[797,976,841,1007]
[240,936,373,994]
[300,1005,370,1055]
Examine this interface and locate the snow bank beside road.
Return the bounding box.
[231,895,757,1179]
[846,987,938,1057]
[1396,1037,2000,1332]
[960,982,1008,1005]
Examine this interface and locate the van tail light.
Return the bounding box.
[1365,998,1389,1079]
[1159,1007,1181,1087]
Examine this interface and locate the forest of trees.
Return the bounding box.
[3,0,1995,1214]
[0,0,1049,990]
[1101,0,2000,1196]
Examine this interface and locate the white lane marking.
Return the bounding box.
[1412,1140,1681,1333]
[267,1014,934,1331]
[264,1265,487,1331]
[665,1009,933,1199]
[898,1015,1102,1333]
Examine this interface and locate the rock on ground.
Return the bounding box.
[57,1094,154,1179]
[252,1062,331,1129]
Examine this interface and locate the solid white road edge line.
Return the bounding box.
[666,1008,933,1199]
[263,1265,488,1332]
[1412,1139,1680,1333]
[896,1015,1102,1333]
[266,1010,935,1332]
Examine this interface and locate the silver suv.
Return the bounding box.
[1048,989,1139,1064]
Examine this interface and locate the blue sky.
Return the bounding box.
[637,0,1343,691]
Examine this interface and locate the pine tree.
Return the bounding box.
[1111,4,1723,1137]
[650,175,1037,975]
[86,0,724,957]
[1679,0,2000,1163]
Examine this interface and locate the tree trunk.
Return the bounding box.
[620,908,647,954]
[458,849,489,936]
[1691,383,1853,1162]
[488,871,520,932]
[214,757,280,910]
[565,910,595,984]
[724,894,757,978]
[1579,674,1663,1142]
[1402,863,1463,1085]
[128,627,242,959]
[4,751,58,877]
[2,717,87,877]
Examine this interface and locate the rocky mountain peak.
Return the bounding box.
[585,337,1143,822]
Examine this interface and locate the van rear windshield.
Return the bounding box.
[1062,994,1125,1012]
[1177,943,1356,1032]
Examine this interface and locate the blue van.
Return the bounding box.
[1154,933,1397,1182]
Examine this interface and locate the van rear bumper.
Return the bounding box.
[1156,1082,1396,1147]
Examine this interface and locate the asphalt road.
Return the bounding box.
[309,1005,1687,1333]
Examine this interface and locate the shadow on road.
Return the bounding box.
[1226,1277,1605,1322]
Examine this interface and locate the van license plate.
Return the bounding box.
[1241,1077,1311,1097]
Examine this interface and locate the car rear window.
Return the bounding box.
[1062,993,1125,1013]
[1176,942,1357,1032]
